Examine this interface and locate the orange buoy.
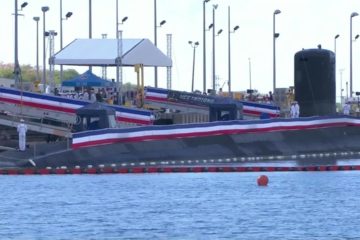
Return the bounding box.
[257,175,269,186]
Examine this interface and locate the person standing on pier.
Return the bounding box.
[343,102,351,115]
[290,102,296,118]
[294,101,300,117]
[17,119,28,151]
[290,101,300,118]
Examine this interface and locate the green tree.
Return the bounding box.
[0,62,80,84]
[122,82,138,91]
[21,64,36,82]
[61,69,79,81]
[0,62,15,78]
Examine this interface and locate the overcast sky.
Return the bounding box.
[0,0,359,96]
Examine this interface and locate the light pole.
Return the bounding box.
[189,41,200,92]
[154,0,166,88]
[228,5,239,94]
[60,0,72,82]
[209,21,222,92]
[101,33,108,80]
[273,9,281,94]
[46,30,58,92]
[350,12,358,98]
[89,0,92,38]
[14,1,28,88]
[334,34,340,54]
[41,6,49,93]
[211,4,218,92]
[115,0,128,38]
[33,16,40,83]
[116,17,128,105]
[89,0,92,72]
[115,0,128,104]
[203,0,210,94]
[334,34,339,105]
[340,68,345,103]
[248,58,252,90]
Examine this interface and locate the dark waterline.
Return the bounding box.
[0,172,359,239]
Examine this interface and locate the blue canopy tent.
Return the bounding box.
[62,70,114,87]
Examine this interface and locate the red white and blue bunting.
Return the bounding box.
[0,87,153,125]
[72,116,360,149]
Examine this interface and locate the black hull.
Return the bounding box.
[1,126,360,170]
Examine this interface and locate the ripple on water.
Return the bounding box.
[0,172,360,239]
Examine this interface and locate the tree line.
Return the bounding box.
[0,62,138,91]
[0,62,79,84]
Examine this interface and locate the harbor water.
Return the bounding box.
[0,171,360,239]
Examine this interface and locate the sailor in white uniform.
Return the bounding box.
[17,119,28,151]
[294,101,300,118]
[290,102,296,118]
[343,102,351,115]
[290,101,300,118]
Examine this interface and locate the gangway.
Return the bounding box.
[144,87,280,119]
[0,86,156,137]
[0,114,72,138]
[0,87,154,125]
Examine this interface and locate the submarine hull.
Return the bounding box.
[1,122,360,170]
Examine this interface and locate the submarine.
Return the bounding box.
[1,47,360,173]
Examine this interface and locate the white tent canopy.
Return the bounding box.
[52,38,172,67]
